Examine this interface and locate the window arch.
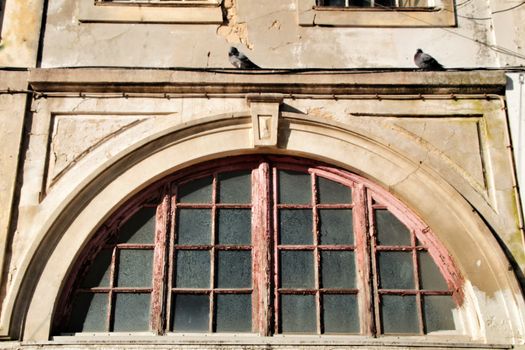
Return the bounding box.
[55,156,462,336]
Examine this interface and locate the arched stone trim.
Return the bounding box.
[3,112,523,343]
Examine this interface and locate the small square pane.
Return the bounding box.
[172,294,209,332]
[218,171,251,204]
[419,251,448,291]
[116,249,153,287]
[321,251,355,289]
[278,170,311,204]
[113,293,151,331]
[217,209,251,245]
[280,251,314,289]
[323,294,359,334]
[423,295,456,332]
[175,250,210,288]
[279,209,313,245]
[280,295,316,333]
[178,176,212,203]
[378,251,415,289]
[177,209,211,245]
[217,250,251,288]
[68,293,108,332]
[215,294,252,332]
[81,249,112,288]
[117,207,156,244]
[319,209,354,245]
[317,177,352,204]
[375,210,411,246]
[381,295,419,334]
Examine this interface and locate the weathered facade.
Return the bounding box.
[0,0,524,348]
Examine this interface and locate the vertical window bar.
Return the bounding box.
[312,173,321,334]
[165,185,178,331]
[368,195,382,335]
[411,229,424,335]
[354,184,373,335]
[106,246,118,331]
[273,167,280,334]
[150,191,170,334]
[209,174,218,332]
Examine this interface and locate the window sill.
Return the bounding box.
[79,0,223,24]
[297,0,456,27]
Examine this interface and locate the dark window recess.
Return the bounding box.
[316,0,430,8]
[57,157,459,336]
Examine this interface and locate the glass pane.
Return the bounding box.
[319,209,354,245]
[381,295,419,334]
[217,250,251,288]
[68,293,108,332]
[113,293,150,331]
[81,249,112,288]
[215,294,252,332]
[178,176,212,203]
[175,250,210,288]
[324,0,346,7]
[378,251,414,289]
[177,209,211,245]
[278,170,311,204]
[375,210,411,246]
[280,251,314,289]
[423,295,456,332]
[419,251,448,291]
[280,294,316,333]
[172,294,209,332]
[117,207,156,244]
[279,209,313,245]
[321,251,355,289]
[116,249,153,287]
[218,171,251,204]
[217,209,251,245]
[323,294,359,334]
[317,177,352,204]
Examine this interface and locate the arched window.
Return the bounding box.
[55,156,461,336]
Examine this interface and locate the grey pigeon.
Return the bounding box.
[414,48,445,71]
[228,47,260,69]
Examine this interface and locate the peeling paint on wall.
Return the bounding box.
[217,0,254,49]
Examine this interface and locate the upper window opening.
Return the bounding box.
[94,0,220,6]
[55,156,461,337]
[317,0,431,8]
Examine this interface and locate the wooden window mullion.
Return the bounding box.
[412,229,424,334]
[209,174,218,332]
[107,246,118,331]
[368,193,382,336]
[272,166,280,335]
[312,173,321,335]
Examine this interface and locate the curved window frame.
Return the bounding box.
[54,155,464,337]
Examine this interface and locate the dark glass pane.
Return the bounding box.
[423,295,456,332]
[324,0,346,6]
[323,294,359,333]
[113,293,150,331]
[175,250,210,288]
[278,170,311,204]
[321,251,355,289]
[319,209,354,245]
[217,209,251,245]
[281,295,316,333]
[218,171,251,204]
[68,293,108,332]
[279,209,313,245]
[375,210,411,246]
[376,0,395,6]
[81,249,112,288]
[317,177,352,204]
[215,294,252,332]
[172,294,209,332]
[419,251,448,291]
[378,252,414,289]
[280,251,314,289]
[381,295,419,334]
[117,207,156,244]
[177,209,211,245]
[178,176,212,203]
[116,249,153,287]
[217,250,251,288]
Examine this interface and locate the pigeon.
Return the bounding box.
[414,49,445,71]
[228,47,260,69]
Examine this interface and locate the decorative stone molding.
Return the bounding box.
[246,94,283,148]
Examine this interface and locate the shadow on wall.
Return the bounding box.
[0,0,5,43]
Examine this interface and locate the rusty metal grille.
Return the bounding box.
[57,156,461,336]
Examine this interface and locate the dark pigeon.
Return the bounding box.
[228,47,260,69]
[414,48,445,71]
